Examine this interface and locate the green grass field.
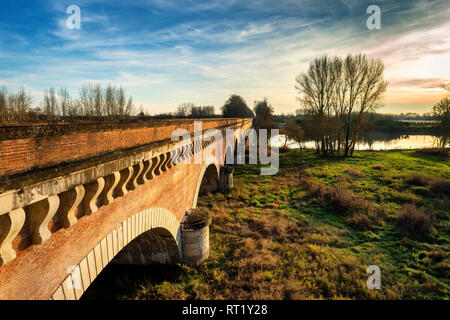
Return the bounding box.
[83,149,449,300]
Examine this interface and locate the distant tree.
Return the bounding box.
[0,87,34,122]
[58,88,70,117]
[253,98,276,130]
[433,97,450,148]
[221,95,254,118]
[104,85,116,117]
[176,103,194,118]
[433,97,450,127]
[296,54,388,156]
[285,119,305,151]
[0,87,8,121]
[190,105,215,118]
[124,96,135,116]
[11,87,33,122]
[43,87,59,119]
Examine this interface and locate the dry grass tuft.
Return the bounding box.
[396,204,434,236]
[430,178,450,196]
[346,214,371,230]
[405,174,432,186]
[328,187,371,215]
[346,167,363,177]
[419,148,449,157]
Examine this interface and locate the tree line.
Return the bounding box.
[0,84,137,123]
[0,86,261,123]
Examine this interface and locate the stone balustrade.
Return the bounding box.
[0,135,213,267]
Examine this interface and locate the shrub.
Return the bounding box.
[430,178,450,196]
[279,145,290,153]
[346,214,371,230]
[300,177,328,200]
[390,190,420,203]
[419,148,448,157]
[404,174,432,186]
[328,187,371,215]
[346,167,363,177]
[396,204,434,236]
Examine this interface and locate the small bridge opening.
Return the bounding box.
[199,164,219,195]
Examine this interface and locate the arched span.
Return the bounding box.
[191,156,220,209]
[50,208,181,300]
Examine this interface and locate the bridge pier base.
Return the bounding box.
[220,166,234,193]
[181,209,212,265]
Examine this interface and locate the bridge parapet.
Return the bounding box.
[0,119,252,268]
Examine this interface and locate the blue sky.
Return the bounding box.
[0,0,449,114]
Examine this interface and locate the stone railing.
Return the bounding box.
[0,133,215,267]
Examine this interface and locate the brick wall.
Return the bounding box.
[0,119,249,178]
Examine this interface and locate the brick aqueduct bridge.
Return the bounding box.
[0,118,252,300]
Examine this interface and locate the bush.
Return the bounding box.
[300,177,328,200]
[328,187,371,215]
[390,190,420,203]
[419,148,448,157]
[404,174,432,186]
[396,204,434,236]
[346,167,363,177]
[430,178,450,196]
[371,164,385,170]
[346,214,371,230]
[279,145,290,153]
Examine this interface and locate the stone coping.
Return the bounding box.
[0,118,251,140]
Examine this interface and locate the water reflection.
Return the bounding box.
[271,134,448,151]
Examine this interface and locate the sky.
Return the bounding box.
[0,0,449,115]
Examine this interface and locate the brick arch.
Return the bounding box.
[191,156,220,209]
[50,208,181,300]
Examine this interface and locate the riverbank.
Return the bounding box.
[83,149,449,300]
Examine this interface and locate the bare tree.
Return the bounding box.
[58,88,70,117]
[93,84,103,117]
[79,85,92,117]
[0,87,8,122]
[285,119,305,151]
[124,96,134,116]
[104,84,116,117]
[43,87,59,119]
[16,87,34,119]
[176,103,194,117]
[116,87,126,116]
[296,54,388,156]
[433,97,450,148]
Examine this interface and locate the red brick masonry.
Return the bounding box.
[0,119,247,178]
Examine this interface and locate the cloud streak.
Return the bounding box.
[0,0,448,114]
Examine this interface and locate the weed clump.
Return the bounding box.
[328,187,371,215]
[346,213,371,230]
[346,167,363,177]
[396,204,434,236]
[404,174,432,186]
[419,148,448,157]
[430,178,450,196]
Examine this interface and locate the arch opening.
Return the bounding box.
[199,164,219,195]
[80,226,180,300]
[111,227,180,265]
[51,208,181,300]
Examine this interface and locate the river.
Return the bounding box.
[271,134,445,151]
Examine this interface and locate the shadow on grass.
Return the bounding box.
[81,263,183,300]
